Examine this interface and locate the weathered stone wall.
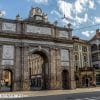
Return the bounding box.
[0,18,75,91]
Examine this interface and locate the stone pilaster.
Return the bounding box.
[50,48,57,89]
[21,44,30,91]
[0,69,3,91]
[13,46,21,91]
[50,48,62,89]
[55,49,62,89]
[69,49,76,89]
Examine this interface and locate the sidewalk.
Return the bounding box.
[0,87,100,98]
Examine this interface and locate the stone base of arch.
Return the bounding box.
[22,80,30,91]
[13,81,22,91]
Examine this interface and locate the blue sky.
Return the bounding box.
[0,0,100,40]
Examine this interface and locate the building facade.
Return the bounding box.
[0,7,76,92]
[73,36,95,88]
[89,29,100,86]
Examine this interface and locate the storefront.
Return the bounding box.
[96,70,100,86]
[75,67,95,88]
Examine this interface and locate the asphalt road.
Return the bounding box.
[5,91,100,100]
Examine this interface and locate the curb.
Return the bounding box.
[0,88,100,98]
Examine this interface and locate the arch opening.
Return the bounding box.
[28,51,49,90]
[1,69,13,92]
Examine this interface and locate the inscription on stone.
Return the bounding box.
[26,25,51,35]
[59,31,68,38]
[2,22,16,32]
[2,60,14,65]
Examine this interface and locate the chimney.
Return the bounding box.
[96,29,100,37]
[96,29,100,33]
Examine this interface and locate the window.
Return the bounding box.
[93,64,99,69]
[99,44,100,50]
[74,45,78,51]
[75,55,78,61]
[96,74,100,85]
[92,53,99,62]
[82,46,87,52]
[83,55,87,62]
[91,44,98,51]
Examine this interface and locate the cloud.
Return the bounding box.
[57,0,73,20]
[74,0,85,13]
[95,17,100,23]
[28,0,48,4]
[83,13,88,22]
[74,13,88,25]
[74,0,95,14]
[0,10,6,17]
[82,30,94,37]
[88,0,95,9]
[51,10,61,17]
[75,16,83,24]
[56,0,94,26]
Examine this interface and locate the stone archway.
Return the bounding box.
[62,70,69,89]
[28,50,49,90]
[1,69,13,92]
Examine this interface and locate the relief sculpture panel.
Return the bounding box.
[60,49,69,66]
[2,22,16,32]
[26,25,51,35]
[59,31,68,38]
[2,45,14,65]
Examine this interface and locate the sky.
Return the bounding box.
[0,0,100,40]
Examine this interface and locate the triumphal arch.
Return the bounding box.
[0,7,76,92]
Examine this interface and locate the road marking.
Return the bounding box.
[0,94,25,99]
[75,96,100,100]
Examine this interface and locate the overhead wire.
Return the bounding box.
[73,23,100,31]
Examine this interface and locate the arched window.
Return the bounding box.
[75,55,78,61]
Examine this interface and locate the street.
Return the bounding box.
[6,91,100,100]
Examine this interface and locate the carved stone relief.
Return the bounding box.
[2,22,16,32]
[2,45,14,65]
[60,49,69,66]
[26,25,51,35]
[59,31,68,38]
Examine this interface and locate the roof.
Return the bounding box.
[90,29,100,41]
[72,36,88,44]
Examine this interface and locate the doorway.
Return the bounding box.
[62,70,69,89]
[82,75,92,87]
